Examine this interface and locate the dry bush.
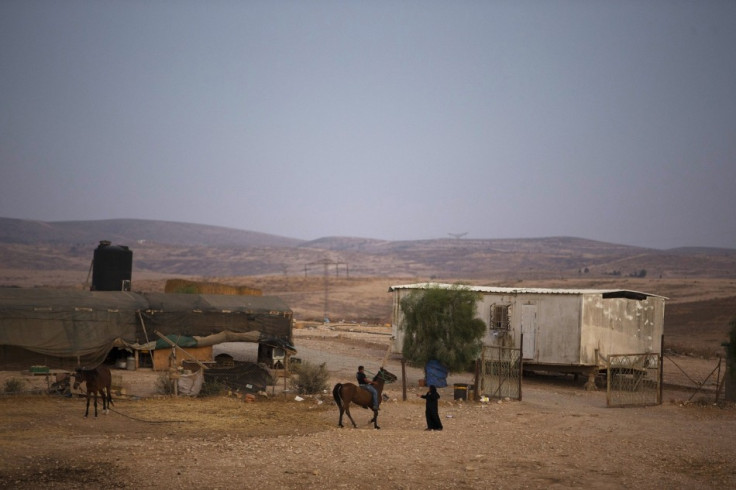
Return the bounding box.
[3,378,24,394]
[155,372,176,395]
[289,361,330,395]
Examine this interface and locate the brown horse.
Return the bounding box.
[73,365,113,417]
[332,367,397,429]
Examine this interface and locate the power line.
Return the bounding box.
[304,258,348,322]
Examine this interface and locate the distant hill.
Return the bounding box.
[0,217,734,280]
[0,217,303,248]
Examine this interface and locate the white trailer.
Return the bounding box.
[390,283,666,387]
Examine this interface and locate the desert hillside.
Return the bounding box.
[2,217,735,279]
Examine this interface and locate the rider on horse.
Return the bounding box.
[356,365,379,410]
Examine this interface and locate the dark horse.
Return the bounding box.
[73,365,113,417]
[332,367,397,429]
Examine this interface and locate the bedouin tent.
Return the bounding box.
[0,288,293,370]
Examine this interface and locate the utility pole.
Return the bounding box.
[305,258,346,323]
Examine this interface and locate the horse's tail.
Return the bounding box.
[99,365,114,406]
[332,383,343,408]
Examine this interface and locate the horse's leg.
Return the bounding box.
[103,368,114,410]
[334,385,344,427]
[372,408,380,430]
[84,392,90,418]
[93,390,98,417]
[101,388,109,414]
[107,381,114,408]
[344,402,358,428]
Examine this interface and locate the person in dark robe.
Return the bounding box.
[419,385,443,430]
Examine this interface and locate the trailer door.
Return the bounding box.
[521,304,537,360]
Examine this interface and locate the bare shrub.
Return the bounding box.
[289,361,330,395]
[155,372,176,395]
[198,379,229,397]
[3,378,24,394]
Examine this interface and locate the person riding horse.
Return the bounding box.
[333,366,397,429]
[356,365,379,410]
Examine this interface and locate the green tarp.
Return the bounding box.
[0,288,292,369]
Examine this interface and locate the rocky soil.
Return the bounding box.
[1,325,734,489]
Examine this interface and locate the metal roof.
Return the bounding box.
[387,282,667,299]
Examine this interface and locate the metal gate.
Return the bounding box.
[606,353,662,407]
[479,345,522,400]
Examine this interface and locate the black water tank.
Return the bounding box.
[91,240,132,291]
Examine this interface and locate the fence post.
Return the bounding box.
[401,358,407,401]
[659,334,664,405]
[715,356,723,403]
[519,333,524,401]
[725,341,736,402]
[606,357,612,407]
[474,359,480,402]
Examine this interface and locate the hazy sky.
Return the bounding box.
[2,1,735,249]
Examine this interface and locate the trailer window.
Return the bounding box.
[490,305,510,330]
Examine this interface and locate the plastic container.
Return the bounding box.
[453,383,469,400]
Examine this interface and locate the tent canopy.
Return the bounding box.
[0,288,292,369]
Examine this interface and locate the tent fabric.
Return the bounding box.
[203,362,273,393]
[194,330,262,346]
[117,330,265,352]
[425,359,449,388]
[0,288,292,369]
[154,335,198,350]
[140,292,292,339]
[0,289,146,367]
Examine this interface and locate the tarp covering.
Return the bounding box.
[0,288,292,370]
[203,362,273,393]
[195,330,262,346]
[0,289,145,368]
[118,330,264,352]
[155,335,198,350]
[425,359,449,388]
[140,292,292,339]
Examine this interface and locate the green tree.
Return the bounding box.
[399,284,487,372]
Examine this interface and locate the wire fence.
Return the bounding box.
[606,353,661,407]
[478,345,522,400]
[663,355,725,403]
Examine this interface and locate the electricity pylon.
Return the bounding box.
[304,258,347,323]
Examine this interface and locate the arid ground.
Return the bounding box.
[1,322,734,490]
[1,269,735,489]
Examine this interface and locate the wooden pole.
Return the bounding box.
[519,333,524,402]
[137,311,155,367]
[401,358,407,401]
[474,359,480,402]
[381,341,392,368]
